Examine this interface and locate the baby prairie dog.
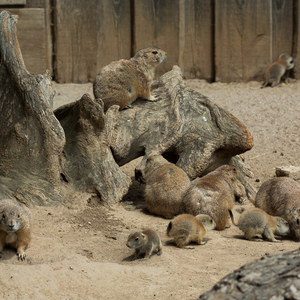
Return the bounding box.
[0,198,32,261]
[144,155,191,219]
[93,47,167,112]
[182,165,243,230]
[166,214,216,248]
[229,207,290,242]
[262,53,294,87]
[254,177,300,239]
[126,228,162,260]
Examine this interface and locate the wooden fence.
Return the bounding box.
[1,0,299,83]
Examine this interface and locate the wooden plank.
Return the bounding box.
[25,0,47,8]
[134,0,180,78]
[271,0,293,61]
[95,0,131,76]
[215,0,272,82]
[24,0,52,73]
[54,0,98,83]
[0,8,48,74]
[0,0,26,5]
[294,0,300,79]
[54,0,131,83]
[183,0,212,80]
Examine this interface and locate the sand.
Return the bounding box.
[1,79,299,300]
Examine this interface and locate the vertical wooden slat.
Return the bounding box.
[95,0,131,74]
[54,0,98,83]
[294,0,300,78]
[183,0,213,80]
[0,8,48,74]
[134,0,180,77]
[272,0,293,60]
[26,0,52,74]
[54,0,131,83]
[215,0,272,82]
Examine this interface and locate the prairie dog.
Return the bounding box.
[262,53,294,87]
[144,155,191,219]
[254,177,300,239]
[166,214,216,248]
[0,199,32,261]
[93,47,167,111]
[182,165,242,230]
[126,228,162,259]
[229,208,289,242]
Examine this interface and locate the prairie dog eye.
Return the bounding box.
[135,237,139,241]
[2,214,5,219]
[152,51,158,55]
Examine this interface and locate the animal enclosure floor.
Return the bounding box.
[1,80,299,299]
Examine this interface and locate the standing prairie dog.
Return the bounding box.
[254,177,300,239]
[0,198,32,261]
[229,208,289,242]
[126,228,162,260]
[167,214,216,248]
[182,165,243,230]
[144,155,191,219]
[262,53,294,87]
[93,47,167,111]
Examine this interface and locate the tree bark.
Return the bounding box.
[199,249,300,299]
[54,94,131,204]
[0,10,255,206]
[109,65,253,176]
[106,65,254,198]
[0,11,65,205]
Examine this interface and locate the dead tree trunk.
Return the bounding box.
[108,65,254,177]
[105,65,254,197]
[54,94,131,204]
[0,11,65,205]
[199,249,300,299]
[0,10,255,206]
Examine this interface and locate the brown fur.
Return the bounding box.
[144,155,191,219]
[254,177,300,239]
[93,47,167,111]
[182,165,241,230]
[166,214,216,247]
[126,228,162,259]
[229,207,289,242]
[0,198,32,261]
[262,53,294,88]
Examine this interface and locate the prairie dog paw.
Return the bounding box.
[17,252,26,261]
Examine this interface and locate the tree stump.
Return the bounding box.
[0,10,255,206]
[0,11,65,205]
[54,94,131,204]
[199,249,300,299]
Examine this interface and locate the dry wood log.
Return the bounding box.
[199,248,300,299]
[54,94,131,204]
[0,11,65,205]
[0,10,255,206]
[104,65,254,198]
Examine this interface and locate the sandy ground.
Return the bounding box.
[1,79,300,300]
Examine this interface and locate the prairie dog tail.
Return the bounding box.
[166,221,173,236]
[228,209,237,226]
